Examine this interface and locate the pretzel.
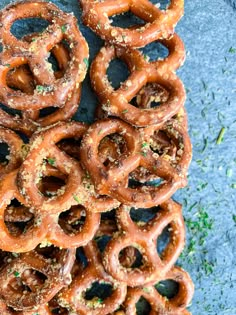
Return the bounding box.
[103,200,185,286]
[58,241,127,315]
[0,300,51,315]
[18,121,119,214]
[2,37,81,135]
[0,0,88,111]
[131,108,191,182]
[119,266,194,314]
[80,118,187,208]
[91,33,185,127]
[0,127,24,178]
[80,0,184,48]
[0,246,75,311]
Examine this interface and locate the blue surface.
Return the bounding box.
[0,0,236,314]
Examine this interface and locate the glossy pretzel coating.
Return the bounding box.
[0,247,75,311]
[91,33,185,127]
[80,0,184,48]
[1,38,81,135]
[0,127,24,178]
[0,169,48,252]
[80,118,187,208]
[58,241,127,315]
[0,0,88,110]
[119,267,194,314]
[103,199,185,286]
[18,121,118,214]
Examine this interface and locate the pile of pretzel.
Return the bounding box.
[0,0,194,314]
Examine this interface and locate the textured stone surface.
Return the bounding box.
[0,0,236,314]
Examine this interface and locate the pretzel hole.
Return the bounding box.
[48,301,69,315]
[58,206,86,235]
[150,130,176,156]
[39,107,58,118]
[0,103,22,118]
[11,18,50,39]
[6,64,36,94]
[99,134,126,166]
[96,235,112,253]
[38,175,66,197]
[107,58,130,89]
[48,51,61,73]
[84,281,113,303]
[76,248,88,268]
[128,178,163,189]
[130,206,160,223]
[140,40,169,61]
[136,296,151,315]
[156,225,171,258]
[0,142,9,164]
[111,11,144,28]
[155,279,179,299]
[57,138,81,160]
[119,246,141,268]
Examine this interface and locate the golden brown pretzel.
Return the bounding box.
[80,0,184,48]
[0,0,88,110]
[18,121,119,214]
[80,118,187,208]
[58,241,127,315]
[0,127,24,178]
[0,246,75,311]
[3,36,81,135]
[103,200,185,286]
[0,169,48,252]
[0,300,51,315]
[119,266,194,314]
[91,33,185,127]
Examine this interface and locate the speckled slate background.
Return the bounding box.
[1,0,236,314]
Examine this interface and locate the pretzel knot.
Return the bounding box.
[80,118,188,208]
[120,266,194,314]
[58,241,127,315]
[0,36,81,136]
[0,0,88,110]
[91,33,185,127]
[80,0,184,48]
[0,246,75,311]
[102,200,185,286]
[0,127,24,178]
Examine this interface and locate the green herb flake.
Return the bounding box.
[143,287,151,293]
[47,158,55,166]
[122,109,129,114]
[231,183,236,189]
[216,127,226,145]
[141,142,148,148]
[229,47,236,53]
[61,24,68,33]
[226,168,232,177]
[232,214,236,223]
[73,194,81,204]
[5,64,11,68]
[97,298,103,304]
[141,151,147,157]
[14,271,20,277]
[83,58,89,69]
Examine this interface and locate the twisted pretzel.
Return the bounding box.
[80,0,184,48]
[0,246,75,311]
[0,0,88,110]
[0,300,51,315]
[2,37,81,135]
[119,266,194,314]
[0,169,48,252]
[91,33,185,127]
[0,127,23,178]
[80,118,187,208]
[58,241,127,315]
[103,200,185,286]
[18,121,119,214]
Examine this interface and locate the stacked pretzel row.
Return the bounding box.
[0,0,194,314]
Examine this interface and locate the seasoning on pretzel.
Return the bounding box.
[0,0,88,111]
[58,241,127,315]
[80,0,184,48]
[91,33,185,127]
[0,246,75,311]
[103,200,185,286]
